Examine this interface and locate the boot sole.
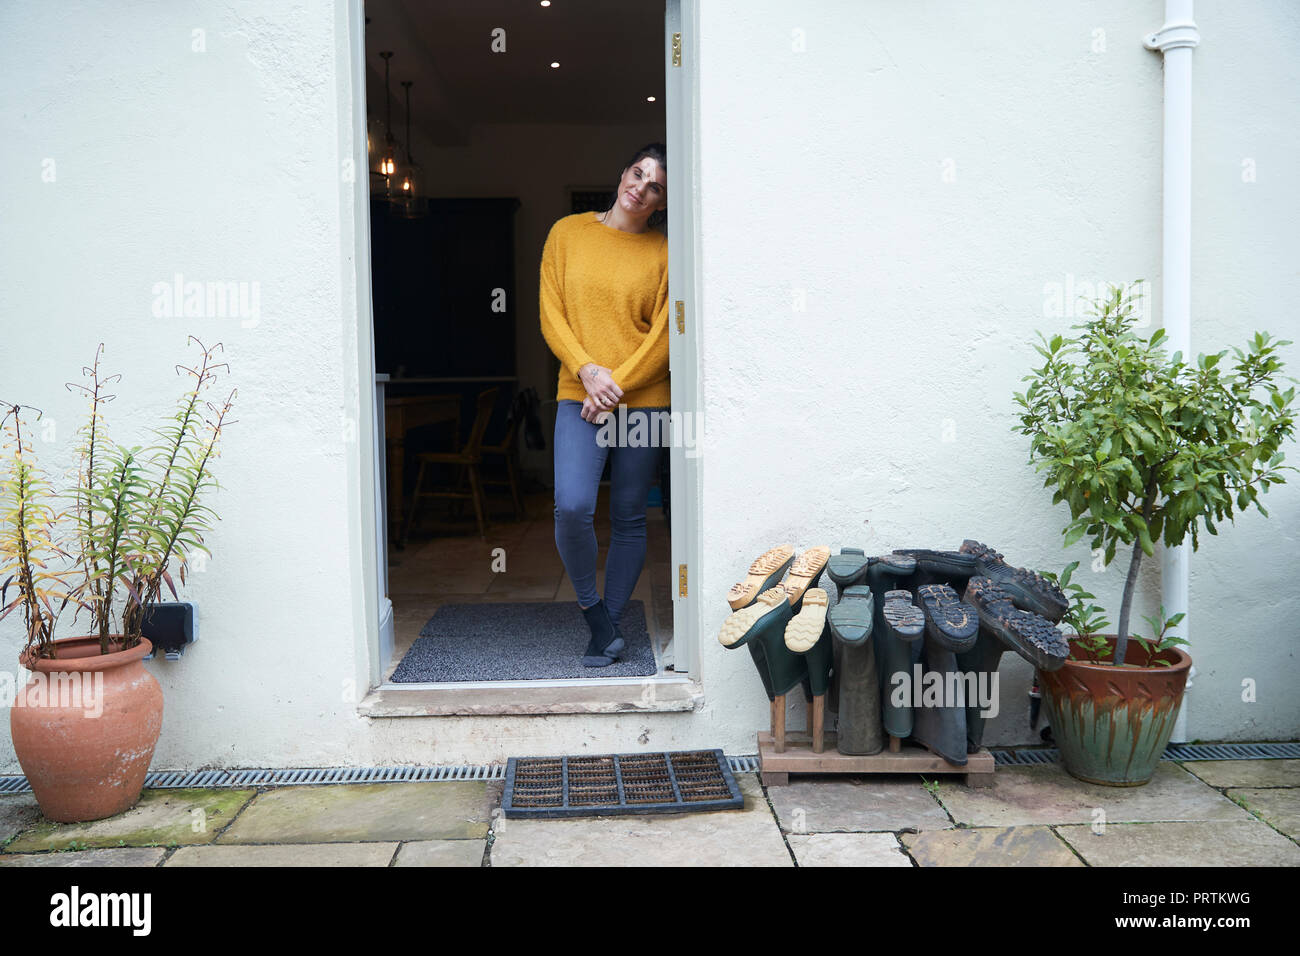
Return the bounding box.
[783,546,831,606]
[917,584,979,652]
[827,585,875,645]
[964,575,1069,670]
[784,588,829,652]
[882,589,925,641]
[718,587,789,648]
[727,545,795,610]
[827,547,870,588]
[959,539,1069,622]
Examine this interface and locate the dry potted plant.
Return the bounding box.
[1,338,234,821]
[1014,282,1296,785]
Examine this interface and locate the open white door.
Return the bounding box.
[665,0,701,679]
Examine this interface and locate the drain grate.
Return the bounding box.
[0,745,1288,795]
[1165,741,1300,760]
[990,741,1300,766]
[728,754,761,774]
[502,749,744,818]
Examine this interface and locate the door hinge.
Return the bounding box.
[675,300,685,334]
[678,563,688,597]
[672,32,681,67]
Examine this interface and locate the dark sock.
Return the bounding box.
[581,600,618,662]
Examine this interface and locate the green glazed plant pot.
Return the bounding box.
[1038,635,1191,787]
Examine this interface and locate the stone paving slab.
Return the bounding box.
[1057,820,1300,866]
[1227,788,1300,840]
[489,774,791,867]
[0,847,167,867]
[393,840,486,867]
[786,832,913,866]
[0,794,42,844]
[767,776,953,833]
[3,788,256,853]
[902,826,1083,867]
[167,843,398,867]
[217,782,492,844]
[1182,759,1300,789]
[936,763,1253,828]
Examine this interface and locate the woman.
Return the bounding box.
[539,143,670,667]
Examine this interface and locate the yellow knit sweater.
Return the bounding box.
[539,211,670,409]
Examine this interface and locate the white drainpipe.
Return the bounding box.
[1144,2,1199,743]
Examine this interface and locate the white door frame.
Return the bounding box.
[344,0,386,692]
[346,0,704,690]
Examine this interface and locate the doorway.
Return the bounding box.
[351,0,700,703]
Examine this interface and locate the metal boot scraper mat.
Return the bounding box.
[502,749,744,818]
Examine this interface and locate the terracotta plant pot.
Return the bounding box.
[9,636,163,822]
[1038,635,1191,787]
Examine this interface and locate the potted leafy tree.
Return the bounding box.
[1014,283,1295,785]
[1,339,233,821]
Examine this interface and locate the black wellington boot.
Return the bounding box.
[956,627,1005,754]
[911,584,979,766]
[959,540,1069,623]
[895,548,979,593]
[879,588,925,740]
[580,600,625,667]
[964,575,1070,672]
[958,575,1070,750]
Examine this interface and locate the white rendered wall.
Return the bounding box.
[692,0,1299,748]
[1181,1,1300,741]
[1,0,1295,774]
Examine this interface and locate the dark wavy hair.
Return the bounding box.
[604,142,667,231]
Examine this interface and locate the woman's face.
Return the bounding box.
[616,157,667,219]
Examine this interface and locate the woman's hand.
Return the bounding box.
[578,363,624,410]
[580,395,612,425]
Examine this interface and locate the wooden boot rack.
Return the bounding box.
[759,693,995,788]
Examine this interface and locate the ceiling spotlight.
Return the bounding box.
[540,1,551,6]
[550,61,560,68]
[646,96,656,102]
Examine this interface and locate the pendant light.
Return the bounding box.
[371,51,398,197]
[395,79,426,218]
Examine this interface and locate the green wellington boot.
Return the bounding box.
[862,553,920,742]
[784,587,832,751]
[772,547,829,731]
[827,585,883,755]
[911,583,979,766]
[718,586,788,697]
[731,585,799,750]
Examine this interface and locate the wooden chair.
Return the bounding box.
[478,390,527,521]
[402,387,499,544]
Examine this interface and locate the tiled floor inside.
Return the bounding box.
[383,487,675,681]
[2,759,1296,866]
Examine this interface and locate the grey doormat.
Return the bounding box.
[390,600,657,682]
